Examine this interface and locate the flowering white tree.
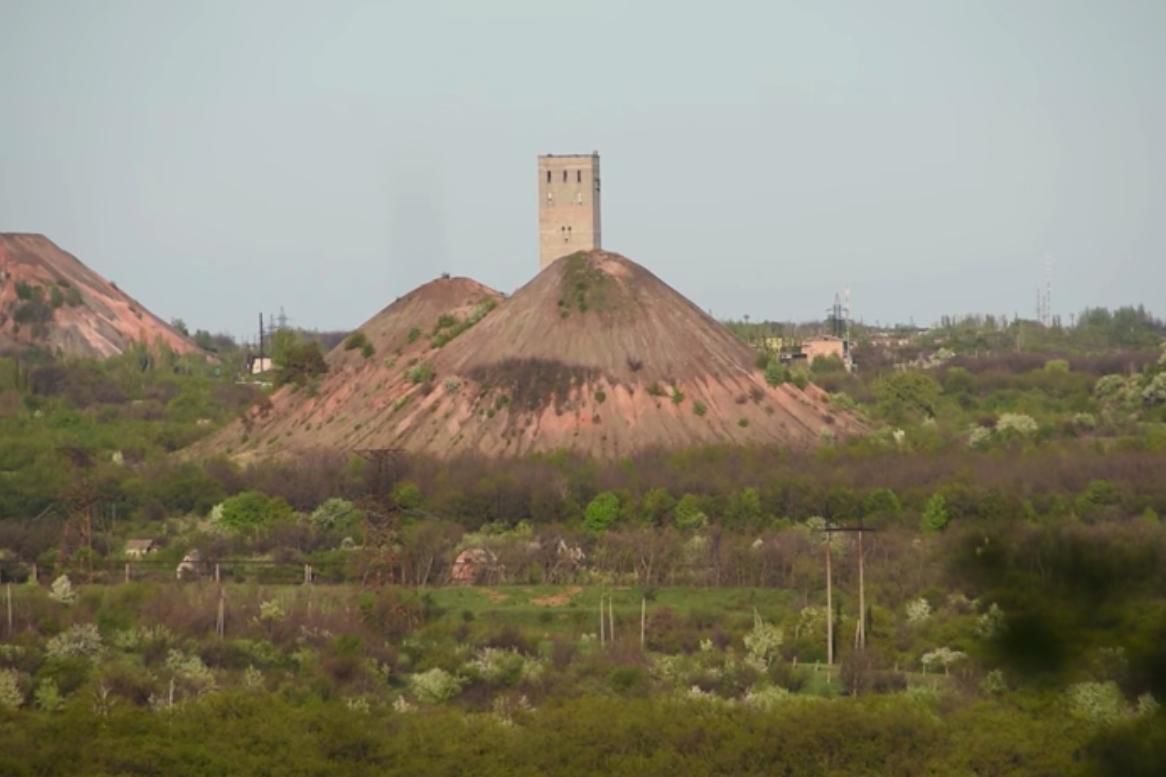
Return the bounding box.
[408,668,464,704]
[921,647,966,676]
[743,611,784,671]
[46,624,103,659]
[906,598,932,625]
[997,413,1039,436]
[0,669,24,710]
[975,604,1005,638]
[49,575,76,606]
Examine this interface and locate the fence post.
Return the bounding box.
[303,564,311,585]
[124,563,131,584]
[640,597,646,650]
[6,583,12,637]
[214,563,221,584]
[608,595,615,646]
[599,597,605,647]
[216,586,225,640]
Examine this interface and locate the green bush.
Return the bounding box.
[343,331,369,351]
[583,491,621,532]
[214,490,291,534]
[406,363,434,384]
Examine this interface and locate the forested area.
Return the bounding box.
[1,310,1164,775]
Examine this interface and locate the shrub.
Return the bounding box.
[647,383,666,398]
[310,498,363,533]
[34,679,63,712]
[406,363,434,384]
[1067,681,1127,726]
[407,327,421,344]
[1143,373,1166,406]
[692,401,707,417]
[343,331,369,351]
[0,669,24,709]
[594,389,606,404]
[392,481,423,510]
[671,388,685,405]
[215,490,291,534]
[920,493,949,532]
[46,624,103,659]
[738,418,749,428]
[764,361,788,387]
[272,334,327,387]
[408,668,464,704]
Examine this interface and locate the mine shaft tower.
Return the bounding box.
[538,152,601,271]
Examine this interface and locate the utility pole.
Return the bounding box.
[825,532,833,665]
[815,522,879,662]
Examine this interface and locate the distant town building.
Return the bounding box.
[538,152,602,270]
[800,335,854,371]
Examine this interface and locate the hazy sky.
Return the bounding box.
[2,1,1163,339]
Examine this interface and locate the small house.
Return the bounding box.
[450,548,498,585]
[124,539,158,559]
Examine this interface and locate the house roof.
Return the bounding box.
[125,538,156,550]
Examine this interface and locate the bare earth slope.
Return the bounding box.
[212,251,861,460]
[0,234,200,358]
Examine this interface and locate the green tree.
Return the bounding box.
[864,487,902,519]
[638,487,675,525]
[272,330,327,387]
[874,371,942,423]
[674,494,708,530]
[921,493,949,532]
[726,487,763,527]
[214,490,291,534]
[583,491,621,532]
[392,481,423,510]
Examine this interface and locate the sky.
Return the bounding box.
[1,1,1164,340]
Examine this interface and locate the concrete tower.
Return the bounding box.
[538,152,601,271]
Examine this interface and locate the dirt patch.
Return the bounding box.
[531,586,584,607]
[480,589,509,604]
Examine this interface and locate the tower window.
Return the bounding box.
[577,170,582,183]
[546,170,551,184]
[562,170,568,182]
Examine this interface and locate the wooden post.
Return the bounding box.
[6,583,12,637]
[124,563,131,584]
[608,596,615,646]
[599,596,605,647]
[825,533,833,666]
[857,528,866,650]
[640,597,646,650]
[216,586,225,640]
[31,563,37,585]
[214,563,221,584]
[304,564,311,585]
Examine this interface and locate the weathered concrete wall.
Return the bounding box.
[538,153,601,271]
